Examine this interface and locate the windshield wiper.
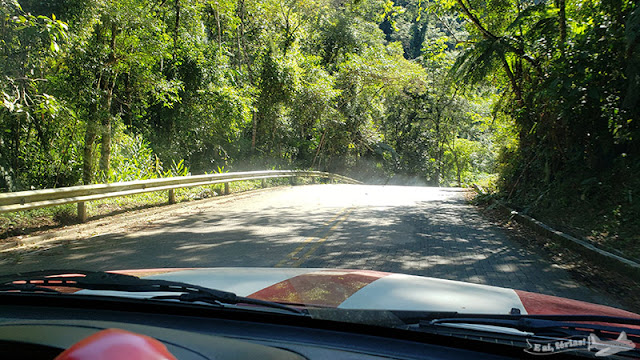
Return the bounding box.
[0,282,61,294]
[402,313,640,337]
[0,270,307,316]
[424,315,640,337]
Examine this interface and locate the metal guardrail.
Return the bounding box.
[0,170,360,222]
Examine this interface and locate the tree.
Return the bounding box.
[64,0,180,183]
[0,0,74,190]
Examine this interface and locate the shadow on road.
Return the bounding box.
[0,185,617,308]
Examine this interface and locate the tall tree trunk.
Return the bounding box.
[12,114,20,173]
[83,122,97,185]
[434,111,442,186]
[251,111,257,152]
[83,99,99,185]
[12,83,28,174]
[99,23,118,176]
[436,142,444,187]
[214,5,222,53]
[312,129,327,169]
[451,138,462,187]
[501,57,522,103]
[98,110,112,175]
[556,0,566,55]
[237,0,254,82]
[174,0,180,60]
[83,24,103,185]
[99,75,117,175]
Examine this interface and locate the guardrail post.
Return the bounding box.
[290,176,297,186]
[261,179,266,188]
[311,176,316,184]
[77,202,87,223]
[224,182,230,195]
[168,189,176,204]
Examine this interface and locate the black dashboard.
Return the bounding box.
[0,294,563,359]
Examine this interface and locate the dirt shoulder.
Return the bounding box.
[0,187,282,253]
[472,197,640,314]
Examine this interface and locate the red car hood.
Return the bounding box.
[103,267,639,318]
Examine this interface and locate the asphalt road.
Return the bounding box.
[0,184,620,307]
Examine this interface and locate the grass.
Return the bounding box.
[0,176,321,242]
[0,204,78,241]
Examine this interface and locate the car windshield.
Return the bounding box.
[0,0,638,345]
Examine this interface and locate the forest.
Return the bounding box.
[1,0,638,252]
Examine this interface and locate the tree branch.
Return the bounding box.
[456,0,498,41]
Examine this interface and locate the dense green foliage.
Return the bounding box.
[1,0,503,191]
[1,0,638,253]
[443,0,639,254]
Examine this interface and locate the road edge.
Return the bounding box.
[485,198,640,280]
[0,185,291,253]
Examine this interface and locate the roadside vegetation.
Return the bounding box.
[0,177,299,240]
[452,0,640,260]
[1,0,638,257]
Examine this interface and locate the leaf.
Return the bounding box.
[505,3,552,33]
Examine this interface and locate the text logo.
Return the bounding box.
[525,332,634,357]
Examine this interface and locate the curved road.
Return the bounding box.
[0,184,619,307]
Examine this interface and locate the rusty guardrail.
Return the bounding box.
[0,170,360,222]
